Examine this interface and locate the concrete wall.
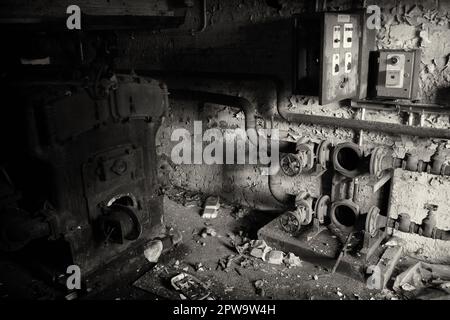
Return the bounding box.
[111,0,450,203]
[125,0,449,261]
[5,0,450,259]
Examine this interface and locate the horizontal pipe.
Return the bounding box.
[170,89,259,146]
[134,70,450,140]
[170,89,292,208]
[282,112,450,140]
[352,99,450,114]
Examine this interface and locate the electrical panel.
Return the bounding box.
[293,12,361,105]
[372,49,421,100]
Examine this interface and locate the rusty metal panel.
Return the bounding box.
[11,75,169,275]
[320,13,360,105]
[357,10,377,100]
[293,12,361,105]
[374,49,421,100]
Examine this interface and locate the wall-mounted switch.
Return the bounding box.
[372,49,421,100]
[293,12,361,105]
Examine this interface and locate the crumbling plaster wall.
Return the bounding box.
[9,1,450,256]
[121,0,450,261]
[114,0,450,205]
[16,0,445,226]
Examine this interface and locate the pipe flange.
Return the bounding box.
[332,142,362,178]
[317,140,332,170]
[370,147,388,178]
[330,200,360,233]
[366,206,381,237]
[296,143,315,172]
[296,199,313,226]
[314,195,330,224]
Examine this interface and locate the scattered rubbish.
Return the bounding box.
[250,247,265,259]
[202,196,220,219]
[235,242,250,255]
[165,187,204,208]
[227,239,304,269]
[441,282,450,289]
[217,255,235,272]
[195,262,205,272]
[313,275,319,281]
[254,280,265,296]
[284,253,303,268]
[249,239,272,261]
[200,226,217,238]
[170,273,212,300]
[224,286,234,293]
[393,261,429,293]
[401,283,416,291]
[232,206,251,219]
[251,239,269,249]
[166,228,183,246]
[143,240,163,263]
[393,261,450,299]
[266,250,284,265]
[153,264,164,272]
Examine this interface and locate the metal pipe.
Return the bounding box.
[169,89,290,208]
[169,89,259,146]
[332,142,363,178]
[281,112,450,140]
[133,70,450,140]
[358,108,366,146]
[195,0,208,33]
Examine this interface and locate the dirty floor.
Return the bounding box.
[91,194,395,300]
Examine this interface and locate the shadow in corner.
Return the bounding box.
[435,86,450,107]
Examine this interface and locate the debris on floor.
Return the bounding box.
[393,261,450,299]
[132,197,375,300]
[143,240,164,263]
[202,196,221,219]
[195,262,205,272]
[284,253,303,268]
[231,206,251,219]
[254,279,265,296]
[266,250,284,265]
[164,186,205,208]
[217,255,235,272]
[233,239,303,268]
[170,272,213,300]
[201,226,217,238]
[143,228,183,263]
[249,240,272,259]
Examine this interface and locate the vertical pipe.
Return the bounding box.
[358,107,366,147]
